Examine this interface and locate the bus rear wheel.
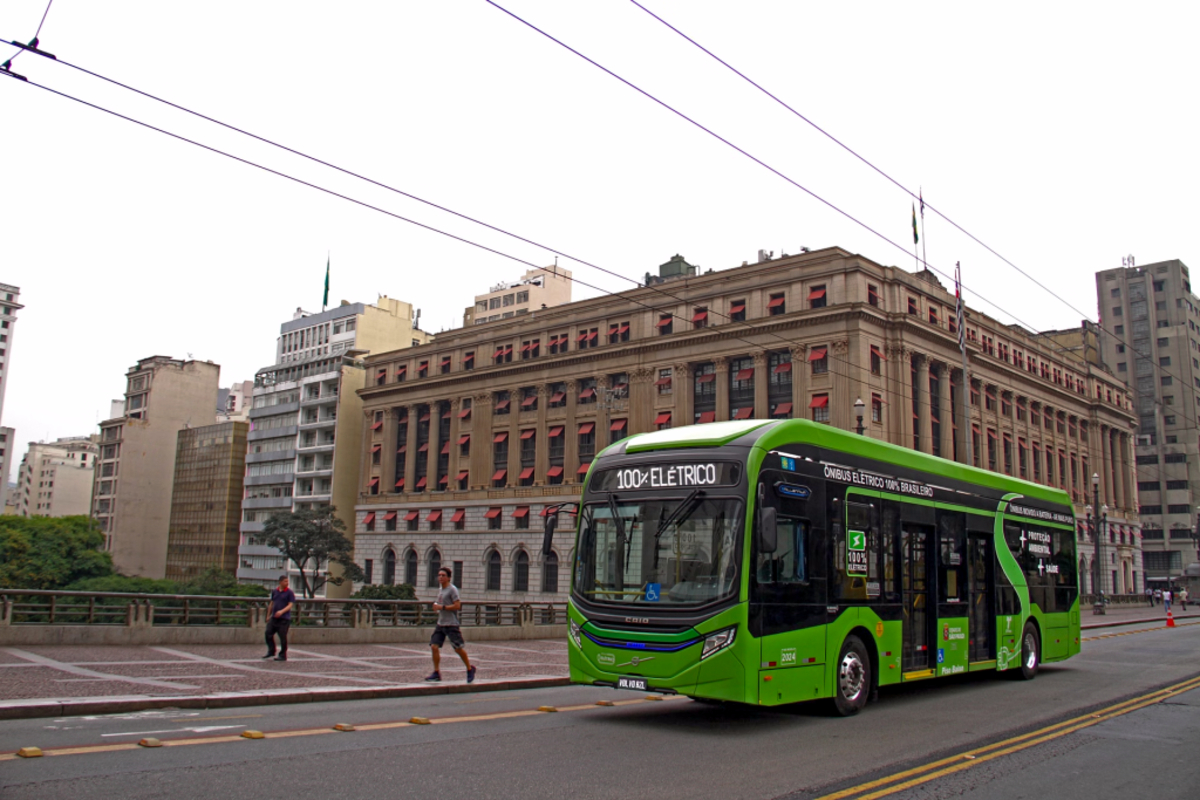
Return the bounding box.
[831,635,871,716]
[1012,622,1040,681]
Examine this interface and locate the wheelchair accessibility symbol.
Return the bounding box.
[937,648,945,664]
[645,583,661,602]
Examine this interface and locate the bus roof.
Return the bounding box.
[619,418,1073,510]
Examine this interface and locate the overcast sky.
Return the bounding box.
[3,1,1197,461]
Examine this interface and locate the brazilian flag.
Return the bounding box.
[912,204,919,245]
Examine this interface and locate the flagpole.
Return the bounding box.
[912,203,920,272]
[956,261,973,467]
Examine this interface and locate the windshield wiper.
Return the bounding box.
[652,490,705,569]
[608,493,626,593]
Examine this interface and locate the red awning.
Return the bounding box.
[463,352,474,363]
[521,395,537,407]
[734,368,754,381]
[691,310,708,323]
[458,434,470,445]
[418,442,429,452]
[733,407,754,419]
[493,346,506,359]
[985,387,997,399]
[458,408,471,419]
[773,403,793,417]
[440,357,451,367]
[513,506,530,518]
[809,395,829,409]
[767,295,785,308]
[696,373,715,384]
[398,409,408,421]
[493,432,508,443]
[656,317,673,328]
[492,469,507,482]
[427,510,442,522]
[617,323,629,335]
[397,365,407,376]
[578,422,595,434]
[394,477,405,488]
[439,474,448,486]
[654,377,672,386]
[773,361,792,374]
[655,412,671,425]
[457,470,469,481]
[579,387,596,399]
[987,430,997,440]
[441,442,450,455]
[384,511,397,521]
[495,399,510,411]
[419,411,431,422]
[730,302,745,314]
[397,444,407,454]
[371,444,381,453]
[521,429,536,439]
[405,510,419,521]
[442,408,451,419]
[363,512,376,525]
[519,468,535,481]
[587,330,598,341]
[808,288,826,300]
[697,411,716,424]
[484,507,502,519]
[870,345,885,360]
[548,426,564,437]
[610,419,627,432]
[450,509,465,523]
[608,324,619,337]
[808,347,827,361]
[415,476,427,488]
[369,478,379,487]
[547,466,564,477]
[372,421,383,431]
[971,423,981,434]
[576,331,590,343]
[577,462,592,475]
[549,391,565,404]
[418,363,429,374]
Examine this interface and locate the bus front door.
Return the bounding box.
[901,523,934,674]
[967,533,995,663]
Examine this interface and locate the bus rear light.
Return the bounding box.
[701,628,736,660]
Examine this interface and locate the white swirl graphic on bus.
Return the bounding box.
[614,464,719,490]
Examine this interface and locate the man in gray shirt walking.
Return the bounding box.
[427,566,476,683]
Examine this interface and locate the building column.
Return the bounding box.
[938,363,953,459]
[952,369,968,464]
[714,357,730,422]
[629,368,653,433]
[428,404,445,492]
[564,380,579,479]
[1115,431,1130,513]
[753,351,769,419]
[507,386,521,487]
[403,407,417,492]
[896,348,914,450]
[534,385,549,485]
[469,393,491,491]
[360,409,376,496]
[673,364,692,427]
[832,339,852,430]
[916,354,932,454]
[448,398,461,490]
[789,347,808,422]
[381,408,399,494]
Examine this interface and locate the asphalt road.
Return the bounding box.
[4,620,1198,800]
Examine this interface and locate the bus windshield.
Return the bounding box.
[575,495,744,606]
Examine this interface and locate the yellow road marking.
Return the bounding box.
[1082,620,1200,641]
[812,673,1200,800]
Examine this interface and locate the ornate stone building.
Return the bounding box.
[354,247,1141,603]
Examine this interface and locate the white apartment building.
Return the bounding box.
[15,436,99,517]
[0,283,22,507]
[463,267,572,327]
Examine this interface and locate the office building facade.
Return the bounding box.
[463,267,572,327]
[0,283,22,507]
[14,436,98,517]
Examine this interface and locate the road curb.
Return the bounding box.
[0,677,571,721]
[1082,612,1200,630]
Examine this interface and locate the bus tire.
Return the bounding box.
[1013,622,1040,681]
[832,635,871,716]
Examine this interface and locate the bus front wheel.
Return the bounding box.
[831,635,871,716]
[1012,622,1040,681]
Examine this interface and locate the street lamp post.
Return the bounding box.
[854,397,865,436]
[1092,472,1105,615]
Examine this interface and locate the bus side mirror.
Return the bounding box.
[757,507,778,554]
[542,514,557,556]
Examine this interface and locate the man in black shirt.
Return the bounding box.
[264,575,295,662]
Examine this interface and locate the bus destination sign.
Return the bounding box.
[591,462,741,493]
[822,464,934,499]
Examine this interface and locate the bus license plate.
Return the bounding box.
[617,677,647,691]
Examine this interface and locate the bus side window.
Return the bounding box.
[757,517,809,584]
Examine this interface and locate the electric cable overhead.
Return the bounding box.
[2,0,55,69]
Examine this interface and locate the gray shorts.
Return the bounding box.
[430,625,465,649]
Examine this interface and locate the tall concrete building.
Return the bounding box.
[14,436,98,517]
[237,297,432,593]
[165,421,249,581]
[356,247,1139,603]
[1096,259,1200,585]
[463,267,572,327]
[217,380,255,422]
[0,283,22,508]
[94,356,222,578]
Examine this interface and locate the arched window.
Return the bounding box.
[514,550,530,592]
[486,550,502,591]
[427,549,442,588]
[383,549,396,585]
[404,549,418,586]
[542,551,559,594]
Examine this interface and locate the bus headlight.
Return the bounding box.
[700,627,736,660]
[569,619,582,649]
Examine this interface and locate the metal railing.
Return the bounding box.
[0,589,567,629]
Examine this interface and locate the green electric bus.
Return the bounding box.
[551,418,1080,715]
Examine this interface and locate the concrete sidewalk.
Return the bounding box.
[0,639,568,720]
[1079,602,1200,629]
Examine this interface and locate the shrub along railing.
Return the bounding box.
[0,589,567,629]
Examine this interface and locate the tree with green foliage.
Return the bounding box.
[260,506,364,598]
[352,583,417,601]
[0,515,113,589]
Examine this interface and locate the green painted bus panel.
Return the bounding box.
[996,613,1023,670]
[993,496,1031,671]
[759,623,827,672]
[579,620,699,645]
[936,617,969,676]
[758,664,825,706]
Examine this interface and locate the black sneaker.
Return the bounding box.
[274,655,287,662]
[262,653,276,660]
[466,666,477,684]
[425,671,442,682]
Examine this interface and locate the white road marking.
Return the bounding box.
[467,643,568,655]
[149,647,409,686]
[101,725,242,738]
[285,648,409,669]
[2,648,199,691]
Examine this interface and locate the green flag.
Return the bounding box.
[912,203,919,245]
[323,255,330,309]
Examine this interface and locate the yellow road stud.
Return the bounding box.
[333,724,355,732]
[537,705,558,712]
[409,717,431,725]
[138,738,163,748]
[16,747,43,758]
[594,700,615,707]
[241,730,265,739]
